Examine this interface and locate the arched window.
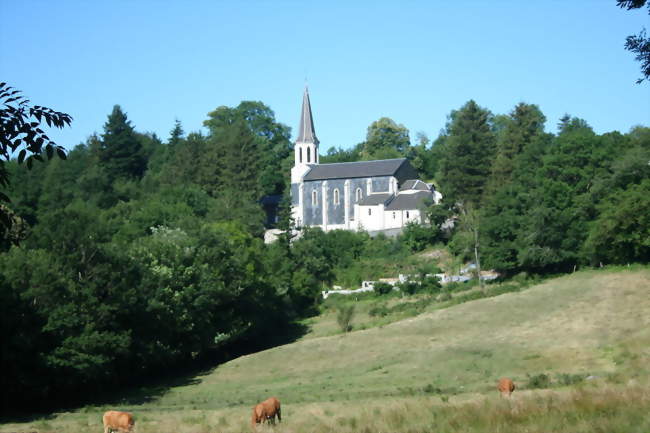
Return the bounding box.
[368,208,372,216]
[299,147,302,163]
[355,188,362,203]
[307,147,311,163]
[393,212,396,219]
[312,190,317,206]
[333,189,340,205]
[406,211,410,219]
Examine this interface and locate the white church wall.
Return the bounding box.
[357,204,385,231]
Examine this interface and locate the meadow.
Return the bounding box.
[2,267,649,433]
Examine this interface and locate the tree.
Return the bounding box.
[458,204,484,290]
[168,119,184,148]
[584,179,650,264]
[0,83,71,233]
[99,105,146,181]
[617,0,650,83]
[437,100,496,206]
[207,118,266,235]
[487,103,546,192]
[204,101,292,195]
[361,117,410,160]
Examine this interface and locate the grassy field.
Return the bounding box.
[3,267,649,432]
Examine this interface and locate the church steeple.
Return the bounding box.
[297,87,319,145]
[293,87,319,176]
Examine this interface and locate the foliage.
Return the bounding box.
[336,304,355,332]
[617,0,650,83]
[400,221,441,252]
[361,117,410,160]
[526,373,551,389]
[0,83,71,235]
[373,282,394,296]
[436,100,495,206]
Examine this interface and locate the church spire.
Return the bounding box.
[296,86,319,145]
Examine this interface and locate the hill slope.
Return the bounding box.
[3,268,649,432]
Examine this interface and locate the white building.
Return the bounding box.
[289,88,442,234]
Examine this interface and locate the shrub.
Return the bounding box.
[401,221,440,252]
[420,276,442,294]
[374,281,394,296]
[369,304,390,317]
[526,373,551,389]
[336,305,355,332]
[398,280,421,295]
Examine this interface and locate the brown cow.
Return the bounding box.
[497,378,515,397]
[251,397,281,428]
[102,410,135,433]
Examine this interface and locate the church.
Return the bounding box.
[289,88,442,235]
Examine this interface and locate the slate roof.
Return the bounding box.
[400,179,430,191]
[385,191,434,211]
[296,87,319,144]
[303,158,408,181]
[359,193,392,206]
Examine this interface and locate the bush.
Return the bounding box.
[374,282,394,296]
[398,280,420,295]
[336,305,355,332]
[420,276,442,294]
[369,304,390,317]
[400,221,440,252]
[527,373,551,389]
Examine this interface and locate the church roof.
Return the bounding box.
[400,179,431,191]
[296,87,319,144]
[385,191,434,211]
[303,158,408,181]
[359,193,393,206]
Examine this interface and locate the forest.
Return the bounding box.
[1,95,648,414]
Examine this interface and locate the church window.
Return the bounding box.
[393,212,396,219]
[356,188,362,203]
[312,190,317,206]
[307,147,311,163]
[333,189,340,205]
[368,208,372,216]
[299,147,302,163]
[406,211,410,219]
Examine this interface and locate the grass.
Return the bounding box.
[2,267,649,432]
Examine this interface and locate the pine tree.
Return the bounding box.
[168,119,184,148]
[437,100,496,206]
[99,105,146,180]
[487,103,546,192]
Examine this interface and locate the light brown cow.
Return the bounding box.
[497,378,515,397]
[251,397,281,428]
[102,410,135,433]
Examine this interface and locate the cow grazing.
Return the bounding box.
[497,378,515,397]
[251,397,281,427]
[102,410,135,433]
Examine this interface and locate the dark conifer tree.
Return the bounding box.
[437,100,496,206]
[99,105,146,181]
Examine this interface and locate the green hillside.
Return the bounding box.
[2,267,649,432]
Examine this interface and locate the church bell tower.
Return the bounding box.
[291,87,319,184]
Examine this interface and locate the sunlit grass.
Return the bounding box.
[2,267,649,433]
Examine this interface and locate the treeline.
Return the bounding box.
[430,102,649,275]
[0,102,379,413]
[323,101,650,275]
[1,97,648,413]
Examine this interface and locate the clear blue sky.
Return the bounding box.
[1,1,649,152]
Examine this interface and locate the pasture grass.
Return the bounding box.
[2,267,649,433]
